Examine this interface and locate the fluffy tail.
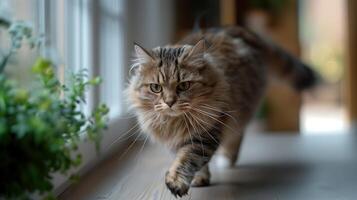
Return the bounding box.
[225,26,317,91]
[263,43,317,90]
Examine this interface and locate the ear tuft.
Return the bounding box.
[134,42,153,61]
[189,39,206,57]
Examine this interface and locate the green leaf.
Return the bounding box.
[32,58,52,74]
[0,20,110,199]
[88,77,102,85]
[14,89,29,103]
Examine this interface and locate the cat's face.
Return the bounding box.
[128,40,220,117]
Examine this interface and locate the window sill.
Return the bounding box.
[52,113,137,196]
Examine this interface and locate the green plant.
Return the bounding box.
[0,20,38,73]
[0,20,109,199]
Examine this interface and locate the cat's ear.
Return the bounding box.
[188,39,206,57]
[134,42,153,61]
[180,39,207,68]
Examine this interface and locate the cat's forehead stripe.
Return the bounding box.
[160,67,167,83]
[156,47,185,64]
[154,46,185,83]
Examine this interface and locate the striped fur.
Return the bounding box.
[126,26,316,197]
[165,121,222,197]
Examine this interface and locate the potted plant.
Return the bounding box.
[0,19,109,199]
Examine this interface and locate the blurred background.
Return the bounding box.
[1,0,357,199]
[1,0,355,135]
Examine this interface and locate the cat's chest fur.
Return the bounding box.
[138,114,190,149]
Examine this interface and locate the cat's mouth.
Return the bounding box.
[154,103,191,117]
[161,107,186,117]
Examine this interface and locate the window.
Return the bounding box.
[0,0,39,85]
[41,0,136,193]
[0,0,136,194]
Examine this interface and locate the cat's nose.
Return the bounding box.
[165,99,176,108]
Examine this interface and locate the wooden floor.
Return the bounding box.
[59,129,357,200]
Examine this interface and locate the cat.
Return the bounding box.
[126,26,316,197]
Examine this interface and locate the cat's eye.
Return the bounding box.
[149,83,162,93]
[177,81,191,91]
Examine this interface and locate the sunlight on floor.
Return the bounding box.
[299,0,348,136]
[300,104,348,134]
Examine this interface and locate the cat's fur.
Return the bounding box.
[126,26,316,197]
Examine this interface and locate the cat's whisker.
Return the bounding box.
[200,103,237,113]
[191,107,236,134]
[188,112,220,145]
[117,126,141,143]
[136,132,149,161]
[106,110,158,151]
[183,113,194,146]
[199,104,238,124]
[116,131,142,161]
[184,112,206,155]
[200,104,238,115]
[191,107,221,118]
[191,106,220,116]
[185,113,208,155]
[104,122,141,151]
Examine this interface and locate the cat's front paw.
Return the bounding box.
[165,171,190,198]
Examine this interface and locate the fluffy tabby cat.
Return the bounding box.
[126,26,316,197]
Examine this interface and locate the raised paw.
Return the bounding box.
[165,171,190,198]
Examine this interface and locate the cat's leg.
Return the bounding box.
[218,131,244,167]
[165,136,219,197]
[216,117,246,168]
[191,164,210,187]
